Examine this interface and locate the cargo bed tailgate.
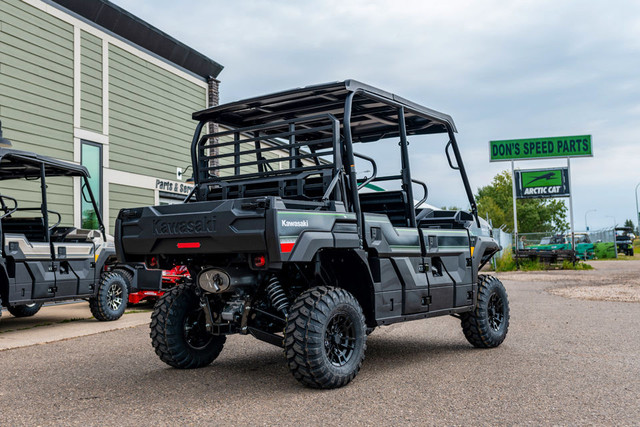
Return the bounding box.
[116,199,267,261]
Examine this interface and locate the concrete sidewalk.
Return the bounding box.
[0,302,151,351]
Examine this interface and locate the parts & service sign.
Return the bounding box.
[489,135,592,161]
[515,168,570,199]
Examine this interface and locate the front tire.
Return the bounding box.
[7,303,43,318]
[461,275,510,348]
[89,271,129,321]
[150,284,225,369]
[284,286,367,389]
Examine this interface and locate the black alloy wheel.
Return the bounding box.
[324,313,357,367]
[150,284,226,369]
[460,275,510,348]
[183,308,213,350]
[285,286,367,389]
[487,292,505,332]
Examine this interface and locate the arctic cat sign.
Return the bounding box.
[489,135,592,161]
[515,168,570,199]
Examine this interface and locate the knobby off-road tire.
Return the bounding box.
[113,268,133,292]
[461,274,510,348]
[89,271,129,321]
[150,284,225,369]
[284,286,367,389]
[7,302,42,318]
[111,268,137,307]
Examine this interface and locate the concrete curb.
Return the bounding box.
[0,302,151,351]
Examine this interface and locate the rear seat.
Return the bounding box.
[1,217,46,242]
[359,191,410,227]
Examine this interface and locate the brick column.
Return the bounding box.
[207,77,220,176]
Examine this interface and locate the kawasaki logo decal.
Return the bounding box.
[281,219,309,227]
[153,217,215,235]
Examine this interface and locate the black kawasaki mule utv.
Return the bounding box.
[116,80,510,388]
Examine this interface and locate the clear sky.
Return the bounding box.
[113,0,640,231]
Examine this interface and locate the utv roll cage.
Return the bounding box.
[187,80,478,233]
[0,148,106,240]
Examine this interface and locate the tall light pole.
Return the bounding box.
[635,182,640,234]
[585,209,596,231]
[606,215,618,258]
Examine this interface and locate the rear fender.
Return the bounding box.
[108,262,162,292]
[472,236,500,274]
[316,249,376,327]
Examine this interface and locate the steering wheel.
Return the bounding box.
[0,194,18,218]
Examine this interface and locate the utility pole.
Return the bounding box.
[585,209,596,231]
[635,182,640,235]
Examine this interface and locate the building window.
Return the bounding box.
[81,141,102,229]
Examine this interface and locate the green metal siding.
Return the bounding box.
[109,183,155,233]
[80,30,102,133]
[0,0,74,158]
[0,0,74,226]
[108,44,206,180]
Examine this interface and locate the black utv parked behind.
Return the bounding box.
[116,80,510,389]
[0,146,160,321]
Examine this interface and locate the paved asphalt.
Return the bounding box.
[1,266,639,426]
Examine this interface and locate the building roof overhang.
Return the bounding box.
[49,0,223,80]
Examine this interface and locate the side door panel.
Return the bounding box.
[421,229,473,311]
[4,234,55,301]
[364,214,430,316]
[52,241,96,297]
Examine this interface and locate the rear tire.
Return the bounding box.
[113,268,133,292]
[7,303,42,318]
[150,284,225,369]
[284,286,367,389]
[461,275,510,348]
[89,271,129,321]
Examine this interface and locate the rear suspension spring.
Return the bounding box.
[265,276,289,316]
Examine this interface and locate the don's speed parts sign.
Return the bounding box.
[490,135,592,161]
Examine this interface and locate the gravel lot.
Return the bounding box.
[0,261,639,426]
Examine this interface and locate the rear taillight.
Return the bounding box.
[253,255,266,267]
[280,242,295,253]
[148,256,159,269]
[177,242,201,249]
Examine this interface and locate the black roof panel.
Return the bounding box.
[193,80,456,143]
[0,148,89,180]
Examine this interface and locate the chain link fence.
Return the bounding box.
[512,229,616,248]
[588,227,615,243]
[492,228,513,256]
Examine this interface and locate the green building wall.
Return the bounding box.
[108,184,155,233]
[0,0,209,233]
[108,44,205,180]
[80,30,102,133]
[0,0,74,225]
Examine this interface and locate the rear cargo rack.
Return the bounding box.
[193,114,343,203]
